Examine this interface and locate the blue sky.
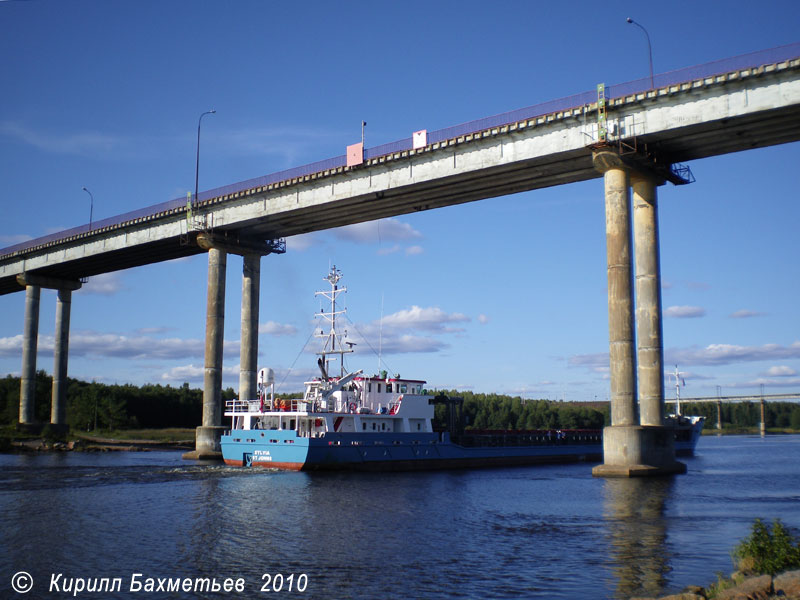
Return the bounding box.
[1,0,798,403]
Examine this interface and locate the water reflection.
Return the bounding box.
[603,477,674,599]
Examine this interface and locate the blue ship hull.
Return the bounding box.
[222,421,702,471]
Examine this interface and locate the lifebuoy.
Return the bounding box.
[349,402,357,413]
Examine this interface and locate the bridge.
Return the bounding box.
[3,43,799,471]
[666,392,800,404]
[666,392,800,435]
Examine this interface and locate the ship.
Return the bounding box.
[220,267,703,470]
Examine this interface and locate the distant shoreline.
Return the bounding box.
[701,428,800,436]
[2,428,798,456]
[0,428,195,454]
[5,437,194,454]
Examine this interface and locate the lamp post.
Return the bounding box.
[195,110,216,206]
[82,187,94,231]
[626,17,654,89]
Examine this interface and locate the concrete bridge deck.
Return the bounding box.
[1,44,799,296]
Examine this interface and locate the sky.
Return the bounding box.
[1,0,799,404]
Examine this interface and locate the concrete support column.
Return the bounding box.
[19,285,41,425]
[203,247,227,428]
[51,289,72,426]
[239,254,260,402]
[632,175,665,427]
[596,153,637,427]
[592,151,685,477]
[185,247,228,460]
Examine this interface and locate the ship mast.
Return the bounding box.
[315,265,353,378]
[668,365,685,416]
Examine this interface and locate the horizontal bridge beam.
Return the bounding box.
[0,58,798,295]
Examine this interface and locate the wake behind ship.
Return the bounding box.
[220,267,702,471]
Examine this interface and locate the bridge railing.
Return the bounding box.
[2,42,799,260]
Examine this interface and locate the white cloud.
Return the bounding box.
[337,305,470,356]
[0,330,239,360]
[259,321,298,336]
[377,244,400,256]
[727,377,800,389]
[381,306,469,333]
[333,218,422,244]
[405,245,424,256]
[569,343,800,375]
[730,309,766,319]
[477,314,490,325]
[135,326,173,335]
[668,341,800,366]
[77,272,124,296]
[0,335,23,357]
[764,365,798,377]
[568,352,608,372]
[285,232,317,252]
[664,305,706,318]
[284,218,422,253]
[160,364,204,382]
[370,334,447,354]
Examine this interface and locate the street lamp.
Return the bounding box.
[82,187,94,231]
[626,17,654,89]
[194,110,216,206]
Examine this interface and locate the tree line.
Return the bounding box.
[2,372,797,433]
[0,371,236,431]
[0,374,609,433]
[430,390,608,431]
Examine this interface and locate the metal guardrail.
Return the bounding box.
[2,42,799,260]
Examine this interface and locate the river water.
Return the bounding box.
[1,434,799,599]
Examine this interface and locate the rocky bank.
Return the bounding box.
[633,569,800,600]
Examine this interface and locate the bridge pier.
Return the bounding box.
[16,274,82,431]
[632,175,665,428]
[51,289,73,427]
[591,151,684,477]
[239,254,260,403]
[185,233,283,460]
[19,284,41,426]
[184,246,229,460]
